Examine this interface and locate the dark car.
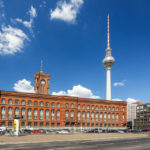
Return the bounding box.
[23,129,32,134]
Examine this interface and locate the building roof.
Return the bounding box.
[0,90,126,105]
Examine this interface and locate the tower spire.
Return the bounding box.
[107,13,110,49]
[40,60,43,73]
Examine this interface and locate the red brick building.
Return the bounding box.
[0,69,127,128]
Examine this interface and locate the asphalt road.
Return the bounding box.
[0,137,150,150]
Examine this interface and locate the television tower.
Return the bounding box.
[103,14,115,100]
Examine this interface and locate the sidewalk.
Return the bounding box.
[0,133,148,145]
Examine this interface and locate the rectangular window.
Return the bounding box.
[46,122,49,127]
[34,122,37,126]
[15,100,19,105]
[34,101,38,106]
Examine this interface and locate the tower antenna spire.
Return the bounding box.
[40,60,43,73]
[107,13,110,49]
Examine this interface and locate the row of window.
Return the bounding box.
[1,121,120,128]
[1,99,126,111]
[1,99,60,107]
[1,107,125,121]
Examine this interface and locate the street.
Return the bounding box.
[0,137,150,150]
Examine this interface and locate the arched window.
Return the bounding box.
[34,109,38,119]
[57,103,60,108]
[108,106,111,111]
[8,99,12,105]
[65,103,69,108]
[77,111,80,120]
[71,111,74,120]
[78,104,80,109]
[104,106,107,111]
[71,103,74,108]
[82,105,85,109]
[112,113,114,121]
[123,113,125,121]
[1,99,5,104]
[87,105,90,109]
[82,111,85,120]
[34,101,38,106]
[46,109,49,120]
[51,109,55,120]
[22,100,25,105]
[1,107,5,118]
[15,99,19,105]
[51,102,55,107]
[100,112,103,121]
[112,107,115,111]
[46,102,49,107]
[91,112,94,120]
[28,108,32,119]
[28,100,31,106]
[108,113,111,121]
[91,105,94,110]
[8,107,12,119]
[40,109,44,119]
[96,112,98,121]
[96,106,98,110]
[65,110,69,120]
[57,110,60,120]
[116,113,119,121]
[116,107,118,111]
[104,112,107,121]
[21,108,25,119]
[40,102,43,106]
[100,106,103,110]
[87,111,90,121]
[15,108,19,117]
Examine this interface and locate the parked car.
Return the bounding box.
[23,129,32,134]
[118,130,125,133]
[32,130,42,134]
[45,129,53,134]
[39,129,46,133]
[56,130,70,134]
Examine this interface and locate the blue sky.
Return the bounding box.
[0,0,150,103]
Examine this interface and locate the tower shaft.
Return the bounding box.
[106,67,111,100]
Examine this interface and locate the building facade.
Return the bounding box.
[127,102,142,129]
[0,90,127,128]
[136,103,150,129]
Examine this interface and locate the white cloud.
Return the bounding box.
[0,25,28,55]
[52,85,100,99]
[126,98,137,104]
[112,98,123,101]
[29,6,37,18]
[39,0,47,8]
[112,97,138,104]
[13,79,34,93]
[50,0,83,23]
[113,80,126,87]
[15,5,37,29]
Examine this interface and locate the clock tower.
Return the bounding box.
[34,62,50,94]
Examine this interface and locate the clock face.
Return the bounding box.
[41,80,45,85]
